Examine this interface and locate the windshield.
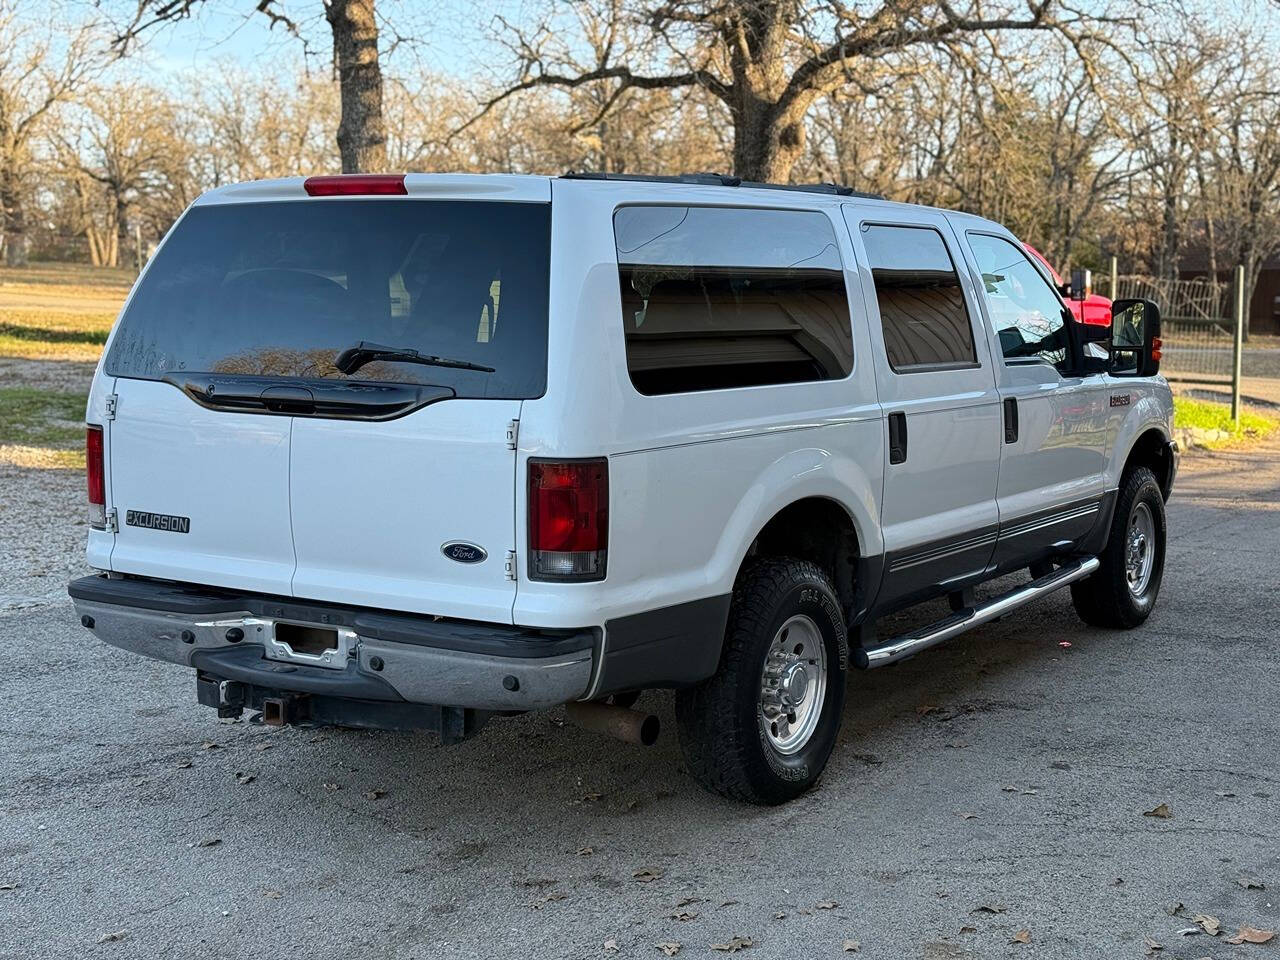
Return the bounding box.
[106,199,551,399]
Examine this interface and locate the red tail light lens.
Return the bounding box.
[528,459,608,581]
[303,174,407,196]
[86,425,106,529]
[1151,337,1163,362]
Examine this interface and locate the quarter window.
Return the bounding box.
[861,224,977,372]
[613,206,854,395]
[967,232,1070,370]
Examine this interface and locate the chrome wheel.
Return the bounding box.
[1126,501,1156,596]
[760,614,827,755]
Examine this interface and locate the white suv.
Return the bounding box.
[70,172,1177,804]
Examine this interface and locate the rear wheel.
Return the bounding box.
[1071,466,1167,628]
[675,558,848,805]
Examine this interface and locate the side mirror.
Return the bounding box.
[1069,268,1092,302]
[1109,298,1162,376]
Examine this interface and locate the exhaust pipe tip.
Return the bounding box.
[566,700,660,747]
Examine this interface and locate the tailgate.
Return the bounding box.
[107,378,296,595]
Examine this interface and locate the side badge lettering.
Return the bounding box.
[1110,394,1132,407]
[126,510,191,534]
[441,541,488,564]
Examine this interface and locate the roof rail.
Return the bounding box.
[560,171,885,200]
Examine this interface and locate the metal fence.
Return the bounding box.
[1113,274,1237,382]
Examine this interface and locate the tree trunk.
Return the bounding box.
[1,165,28,267]
[326,0,387,173]
[731,102,808,183]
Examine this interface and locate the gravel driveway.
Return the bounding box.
[3,441,1278,960]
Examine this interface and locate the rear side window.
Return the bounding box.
[613,206,853,395]
[107,200,551,399]
[861,224,977,372]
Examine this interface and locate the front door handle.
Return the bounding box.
[888,411,908,464]
[1003,397,1019,444]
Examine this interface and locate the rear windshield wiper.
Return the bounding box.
[334,340,496,376]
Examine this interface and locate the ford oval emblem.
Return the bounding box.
[441,541,488,564]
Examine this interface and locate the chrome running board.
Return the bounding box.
[854,556,1100,669]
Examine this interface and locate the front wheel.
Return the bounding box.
[1071,466,1167,628]
[675,558,848,805]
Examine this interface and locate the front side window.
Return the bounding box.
[613,205,854,396]
[861,224,977,372]
[967,232,1071,371]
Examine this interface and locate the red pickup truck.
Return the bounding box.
[1024,243,1112,326]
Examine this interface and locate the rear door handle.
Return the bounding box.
[888,411,908,464]
[1003,397,1019,444]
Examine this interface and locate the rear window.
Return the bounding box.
[106,200,551,399]
[614,205,854,395]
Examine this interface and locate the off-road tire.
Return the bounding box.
[675,558,848,805]
[1071,466,1166,628]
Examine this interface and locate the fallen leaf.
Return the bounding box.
[176,759,192,769]
[323,782,341,791]
[916,704,943,716]
[1020,788,1039,795]
[945,741,969,749]
[256,743,273,752]
[1010,930,1031,944]
[1143,936,1163,953]
[364,789,386,800]
[971,903,1007,915]
[1174,926,1200,936]
[1001,785,1019,793]
[308,734,327,743]
[959,925,976,934]
[0,883,18,892]
[710,936,753,953]
[530,891,567,909]
[657,943,681,957]
[852,753,883,765]
[234,772,255,785]
[578,791,603,803]
[521,876,556,888]
[1215,791,1236,798]
[816,900,839,910]
[603,939,619,953]
[1143,803,1173,819]
[196,836,221,848]
[773,912,786,920]
[671,910,699,922]
[1226,927,1274,945]
[1193,915,1220,936]
[958,812,978,820]
[675,897,703,908]
[843,940,861,953]
[1165,902,1184,917]
[720,899,739,907]
[577,846,595,856]
[633,867,663,883]
[263,889,282,899]
[97,930,129,943]
[200,740,220,750]
[1237,878,1266,890]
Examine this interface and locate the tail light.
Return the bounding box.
[1151,337,1163,362]
[528,459,608,581]
[86,425,106,529]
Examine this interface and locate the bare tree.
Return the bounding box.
[476,0,1120,183]
[0,2,103,265]
[108,0,387,172]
